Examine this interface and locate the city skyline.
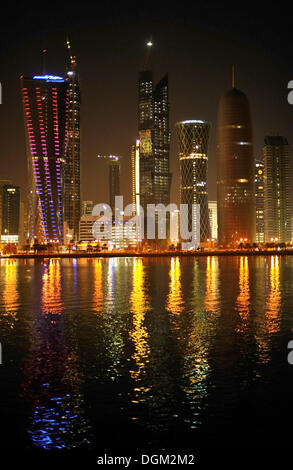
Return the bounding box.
[0,5,292,209]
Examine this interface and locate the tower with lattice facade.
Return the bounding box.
[176,120,211,242]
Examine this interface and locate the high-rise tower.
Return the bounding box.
[0,182,20,244]
[21,74,69,243]
[263,136,291,243]
[65,39,81,241]
[137,68,171,216]
[217,74,255,245]
[176,120,211,241]
[97,154,122,214]
[255,159,265,243]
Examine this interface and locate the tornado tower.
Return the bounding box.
[217,71,255,245]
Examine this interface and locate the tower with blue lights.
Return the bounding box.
[21,74,69,244]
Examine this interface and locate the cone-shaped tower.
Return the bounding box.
[217,72,255,245]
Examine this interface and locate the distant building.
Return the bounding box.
[97,155,122,215]
[0,183,20,244]
[176,120,211,242]
[263,136,291,243]
[217,81,255,245]
[81,201,94,216]
[131,140,141,215]
[79,215,97,242]
[255,160,265,243]
[79,215,137,248]
[208,201,218,240]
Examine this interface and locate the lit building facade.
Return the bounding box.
[263,136,291,243]
[79,215,137,248]
[255,159,265,243]
[131,140,141,215]
[208,200,218,240]
[217,87,255,245]
[176,120,211,241]
[21,74,69,244]
[64,59,81,242]
[0,183,20,244]
[81,201,94,216]
[137,71,171,221]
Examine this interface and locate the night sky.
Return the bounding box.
[0,3,293,207]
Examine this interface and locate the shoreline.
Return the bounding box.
[1,249,292,259]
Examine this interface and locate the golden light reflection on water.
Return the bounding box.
[93,259,103,314]
[236,257,250,332]
[41,259,62,314]
[129,259,150,394]
[166,257,184,315]
[204,256,219,313]
[266,256,281,334]
[2,259,18,323]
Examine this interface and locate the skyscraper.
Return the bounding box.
[176,120,211,241]
[21,74,69,243]
[131,140,140,216]
[0,183,20,244]
[217,79,255,245]
[255,159,265,243]
[263,136,291,243]
[137,70,171,219]
[64,40,81,241]
[208,200,218,240]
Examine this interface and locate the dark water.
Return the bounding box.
[0,255,293,466]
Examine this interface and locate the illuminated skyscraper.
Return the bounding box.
[176,120,211,241]
[21,74,69,243]
[0,183,20,244]
[138,70,171,216]
[208,200,218,240]
[64,40,81,241]
[263,136,291,242]
[131,140,140,215]
[217,80,255,245]
[255,160,265,243]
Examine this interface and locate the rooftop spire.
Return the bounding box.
[42,49,47,75]
[66,37,77,71]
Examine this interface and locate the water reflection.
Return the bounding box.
[41,259,62,314]
[236,256,250,333]
[21,260,90,450]
[93,259,103,314]
[180,258,220,429]
[1,259,18,326]
[129,258,151,399]
[266,256,281,334]
[166,257,184,315]
[204,256,219,313]
[0,255,291,453]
